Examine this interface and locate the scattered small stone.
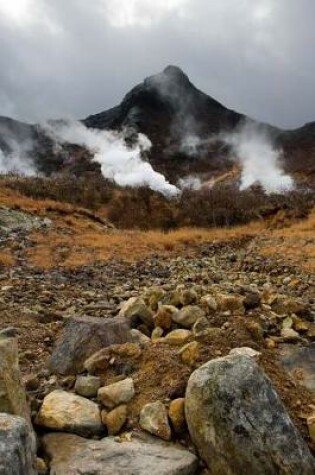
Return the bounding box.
[168,398,186,434]
[180,288,198,306]
[0,326,19,338]
[216,293,245,315]
[192,317,210,337]
[178,341,200,366]
[294,320,309,333]
[119,297,154,328]
[60,375,76,389]
[282,317,293,330]
[265,338,277,349]
[103,404,128,435]
[281,328,300,342]
[139,401,171,441]
[74,375,101,398]
[23,374,40,392]
[307,413,315,443]
[164,329,192,346]
[153,305,177,330]
[97,378,135,409]
[229,347,261,358]
[36,457,48,474]
[200,295,217,312]
[243,292,261,310]
[172,305,205,328]
[152,327,164,341]
[129,329,151,347]
[35,389,103,437]
[246,321,264,340]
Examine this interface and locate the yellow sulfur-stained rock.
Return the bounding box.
[139,401,171,441]
[153,305,177,330]
[164,329,192,346]
[98,378,135,410]
[35,390,103,437]
[307,413,315,444]
[169,398,186,434]
[178,341,200,366]
[102,405,128,435]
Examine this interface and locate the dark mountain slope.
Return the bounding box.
[84,66,247,179]
[0,66,314,184]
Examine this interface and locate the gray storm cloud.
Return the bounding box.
[0,1,314,128]
[44,121,179,196]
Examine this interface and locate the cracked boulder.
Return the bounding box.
[41,432,199,475]
[0,413,36,475]
[0,336,31,424]
[50,315,130,375]
[185,354,315,475]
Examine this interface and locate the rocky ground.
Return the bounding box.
[0,199,314,474]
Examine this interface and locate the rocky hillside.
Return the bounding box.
[0,184,314,473]
[0,66,314,184]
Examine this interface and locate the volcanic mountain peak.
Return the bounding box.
[144,65,194,97]
[84,65,235,133]
[0,65,314,185]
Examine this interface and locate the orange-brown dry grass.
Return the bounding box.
[0,184,314,270]
[0,186,76,214]
[28,210,315,270]
[28,221,265,269]
[260,209,315,271]
[0,250,15,267]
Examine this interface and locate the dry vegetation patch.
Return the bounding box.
[0,177,314,270]
[260,209,315,271]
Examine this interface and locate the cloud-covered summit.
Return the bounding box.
[0,0,315,128]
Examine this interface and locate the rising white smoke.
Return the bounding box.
[0,145,36,176]
[221,121,294,193]
[44,121,179,196]
[178,175,202,190]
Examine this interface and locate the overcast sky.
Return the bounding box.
[0,0,314,129]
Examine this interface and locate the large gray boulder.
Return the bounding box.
[185,355,315,475]
[0,413,36,475]
[42,432,199,475]
[0,336,31,424]
[50,315,130,375]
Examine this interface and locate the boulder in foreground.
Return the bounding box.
[42,432,199,475]
[185,354,315,475]
[50,315,130,375]
[0,336,31,424]
[0,413,36,475]
[35,389,103,437]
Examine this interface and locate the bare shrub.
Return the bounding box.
[1,174,114,210]
[2,174,313,230]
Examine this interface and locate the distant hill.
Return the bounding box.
[0,66,314,184]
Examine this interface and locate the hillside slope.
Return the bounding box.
[0,66,314,183]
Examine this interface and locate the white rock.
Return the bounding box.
[229,347,261,358]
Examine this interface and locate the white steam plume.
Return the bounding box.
[44,121,178,196]
[221,121,294,193]
[0,145,36,176]
[178,175,202,190]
